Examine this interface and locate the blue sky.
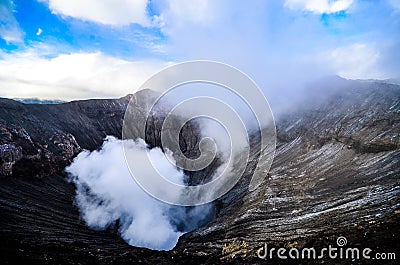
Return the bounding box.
[0,0,399,100]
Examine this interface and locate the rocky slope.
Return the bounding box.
[1,78,399,264]
[177,79,400,263]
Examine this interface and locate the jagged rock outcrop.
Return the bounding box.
[0,144,22,175]
[0,79,399,264]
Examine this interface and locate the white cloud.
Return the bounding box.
[36,27,42,36]
[1,1,396,102]
[323,43,385,79]
[284,0,354,14]
[41,0,151,26]
[155,0,217,31]
[0,50,170,100]
[0,0,24,43]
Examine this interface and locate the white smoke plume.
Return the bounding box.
[66,136,213,250]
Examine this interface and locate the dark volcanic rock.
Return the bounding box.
[0,80,399,264]
[0,143,22,175]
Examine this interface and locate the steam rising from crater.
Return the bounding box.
[66,61,276,250]
[66,136,213,250]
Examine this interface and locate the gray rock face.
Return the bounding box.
[0,79,399,264]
